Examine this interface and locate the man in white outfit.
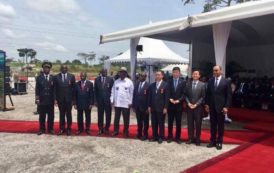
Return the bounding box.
[111,67,134,137]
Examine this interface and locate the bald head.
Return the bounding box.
[101,69,107,77]
[80,72,87,81]
[60,64,68,74]
[139,72,147,82]
[213,65,222,77]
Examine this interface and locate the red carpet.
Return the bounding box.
[229,108,274,123]
[183,134,274,173]
[0,120,265,145]
[244,121,274,133]
[0,120,273,173]
[229,108,274,133]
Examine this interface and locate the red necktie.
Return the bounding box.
[81,81,85,91]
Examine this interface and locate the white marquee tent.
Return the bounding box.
[104,37,188,83]
[100,0,274,81]
[105,37,188,65]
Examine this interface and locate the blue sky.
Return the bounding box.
[0,0,204,63]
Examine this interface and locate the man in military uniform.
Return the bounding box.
[54,64,76,136]
[35,61,55,135]
[94,69,114,135]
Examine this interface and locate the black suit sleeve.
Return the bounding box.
[53,75,57,102]
[90,82,95,105]
[94,78,98,104]
[225,80,232,108]
[148,84,153,108]
[71,74,76,104]
[35,76,40,99]
[164,83,170,109]
[179,81,186,102]
[205,80,211,106]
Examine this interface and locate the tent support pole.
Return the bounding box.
[130,37,140,83]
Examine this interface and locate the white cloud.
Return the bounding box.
[0,2,16,20]
[26,0,80,13]
[2,28,25,39]
[35,41,68,52]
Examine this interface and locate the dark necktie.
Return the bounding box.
[45,75,48,81]
[174,79,178,91]
[192,82,197,90]
[138,82,143,93]
[214,78,219,89]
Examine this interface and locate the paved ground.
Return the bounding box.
[0,85,240,173]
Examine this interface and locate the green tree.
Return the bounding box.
[17,48,36,64]
[65,60,71,64]
[55,60,62,64]
[77,52,96,65]
[182,0,255,12]
[99,55,110,64]
[72,59,82,65]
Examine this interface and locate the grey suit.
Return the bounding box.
[184,80,206,141]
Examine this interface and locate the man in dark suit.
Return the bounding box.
[35,61,55,135]
[167,67,185,144]
[94,69,114,135]
[148,70,169,144]
[74,72,94,135]
[205,66,232,150]
[54,64,76,136]
[133,72,150,141]
[184,70,206,146]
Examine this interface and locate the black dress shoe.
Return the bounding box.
[186,139,193,144]
[85,129,90,135]
[67,129,71,136]
[141,136,148,141]
[136,134,142,139]
[158,138,163,144]
[216,143,223,150]
[176,139,182,144]
[196,139,201,146]
[167,138,172,143]
[57,130,65,136]
[112,131,119,136]
[150,138,158,142]
[123,131,129,138]
[37,130,44,136]
[76,130,83,135]
[104,129,110,135]
[207,142,216,148]
[97,129,103,136]
[48,130,55,135]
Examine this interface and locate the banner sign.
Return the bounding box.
[0,51,6,110]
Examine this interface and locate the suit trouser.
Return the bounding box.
[210,108,225,143]
[58,102,72,130]
[77,109,91,131]
[97,102,112,131]
[151,111,165,139]
[136,107,149,137]
[186,106,203,140]
[167,109,182,140]
[114,107,130,133]
[38,105,54,131]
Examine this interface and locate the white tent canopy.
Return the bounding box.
[100,0,274,79]
[105,37,189,65]
[100,0,274,44]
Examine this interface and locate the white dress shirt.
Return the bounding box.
[110,78,134,108]
[215,76,222,87]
